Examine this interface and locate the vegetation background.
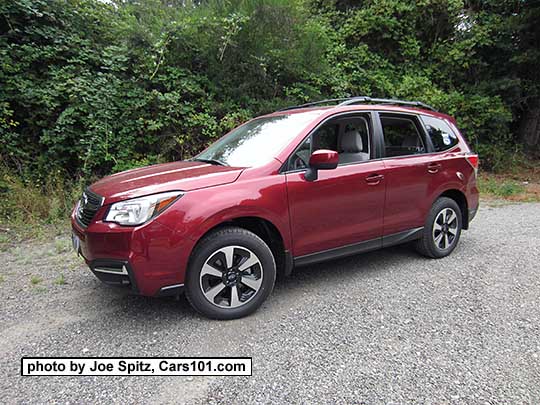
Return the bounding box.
[1,0,539,226]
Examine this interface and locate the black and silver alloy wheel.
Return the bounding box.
[186,227,276,320]
[416,196,463,258]
[200,246,263,308]
[432,207,459,250]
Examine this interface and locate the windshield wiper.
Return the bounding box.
[191,158,228,166]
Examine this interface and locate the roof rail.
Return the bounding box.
[338,96,438,112]
[278,96,438,112]
[278,98,351,112]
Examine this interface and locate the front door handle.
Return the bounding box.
[427,163,442,174]
[365,174,384,185]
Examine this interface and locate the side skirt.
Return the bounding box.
[382,227,423,248]
[293,227,423,268]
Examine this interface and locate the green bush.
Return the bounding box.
[0,0,336,183]
[0,0,538,224]
[479,176,525,198]
[0,167,80,224]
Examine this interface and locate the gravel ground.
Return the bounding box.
[1,201,539,404]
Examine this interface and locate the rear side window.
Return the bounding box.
[422,116,459,152]
[381,115,426,157]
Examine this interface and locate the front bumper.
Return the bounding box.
[88,259,185,296]
[72,213,194,297]
[89,259,139,292]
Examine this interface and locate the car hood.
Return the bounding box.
[89,161,244,204]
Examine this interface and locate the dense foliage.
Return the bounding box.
[1,0,539,187]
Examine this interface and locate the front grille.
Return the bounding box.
[76,188,104,227]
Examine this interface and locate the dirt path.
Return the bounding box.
[1,202,539,404]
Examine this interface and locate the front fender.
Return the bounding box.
[156,174,292,251]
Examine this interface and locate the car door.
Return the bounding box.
[378,112,442,238]
[285,113,386,259]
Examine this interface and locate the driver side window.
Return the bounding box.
[289,123,340,171]
[287,115,370,171]
[289,135,312,171]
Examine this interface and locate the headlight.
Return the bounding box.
[105,192,183,226]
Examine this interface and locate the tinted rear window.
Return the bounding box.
[381,115,426,157]
[421,116,458,152]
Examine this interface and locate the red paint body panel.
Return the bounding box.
[381,153,444,235]
[71,104,480,297]
[90,160,244,204]
[286,161,386,256]
[382,149,479,236]
[72,206,195,296]
[158,168,292,250]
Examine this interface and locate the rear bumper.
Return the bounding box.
[72,214,194,297]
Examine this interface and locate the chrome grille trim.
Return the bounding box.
[76,188,104,228]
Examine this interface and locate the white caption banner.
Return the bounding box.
[21,357,252,376]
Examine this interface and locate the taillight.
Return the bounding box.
[466,154,479,175]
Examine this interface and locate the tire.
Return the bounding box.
[185,226,276,320]
[415,197,462,259]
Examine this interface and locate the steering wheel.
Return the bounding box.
[292,154,308,170]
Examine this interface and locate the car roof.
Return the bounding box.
[262,104,457,124]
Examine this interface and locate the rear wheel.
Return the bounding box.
[185,227,276,320]
[415,197,462,258]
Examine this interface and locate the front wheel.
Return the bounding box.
[185,227,276,320]
[415,197,462,258]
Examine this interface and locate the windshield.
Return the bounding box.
[194,111,323,167]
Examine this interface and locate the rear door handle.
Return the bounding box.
[365,174,384,185]
[427,163,442,173]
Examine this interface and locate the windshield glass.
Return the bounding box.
[195,111,323,167]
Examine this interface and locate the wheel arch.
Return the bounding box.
[437,189,469,229]
[189,216,292,278]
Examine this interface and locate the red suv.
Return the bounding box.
[71,97,479,319]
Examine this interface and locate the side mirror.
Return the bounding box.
[305,149,339,182]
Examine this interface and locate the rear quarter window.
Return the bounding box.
[421,116,459,152]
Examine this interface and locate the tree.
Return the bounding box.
[1,0,539,183]
[515,0,540,149]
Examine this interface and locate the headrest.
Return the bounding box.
[340,130,363,153]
